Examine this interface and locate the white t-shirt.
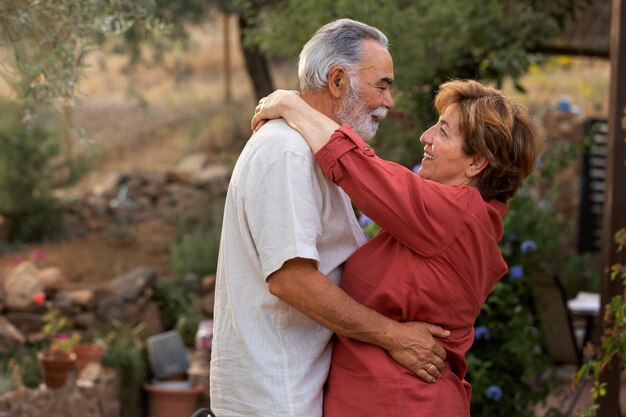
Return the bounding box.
[210,119,365,417]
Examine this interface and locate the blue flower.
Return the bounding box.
[508,265,524,281]
[485,385,503,401]
[412,163,422,173]
[520,240,539,254]
[358,213,373,226]
[474,326,491,341]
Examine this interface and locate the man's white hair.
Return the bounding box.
[298,19,388,91]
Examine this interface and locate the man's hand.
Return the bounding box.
[384,321,448,383]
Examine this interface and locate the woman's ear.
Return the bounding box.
[328,66,346,98]
[466,154,488,178]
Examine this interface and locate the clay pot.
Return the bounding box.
[144,381,204,417]
[73,343,106,373]
[38,350,76,388]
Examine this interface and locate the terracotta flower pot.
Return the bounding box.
[38,350,76,388]
[144,382,204,417]
[73,343,106,373]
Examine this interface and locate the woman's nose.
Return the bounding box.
[420,125,435,144]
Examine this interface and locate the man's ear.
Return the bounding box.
[466,154,488,178]
[328,66,346,99]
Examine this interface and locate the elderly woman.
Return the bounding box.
[252,80,543,417]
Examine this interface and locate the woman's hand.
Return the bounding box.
[251,90,302,132]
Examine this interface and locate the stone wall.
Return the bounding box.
[0,368,119,417]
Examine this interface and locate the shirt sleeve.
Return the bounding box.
[314,125,472,256]
[245,148,323,279]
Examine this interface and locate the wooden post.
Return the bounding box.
[223,12,232,103]
[598,0,626,415]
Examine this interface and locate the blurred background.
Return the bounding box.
[0,1,623,416]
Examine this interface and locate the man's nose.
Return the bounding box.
[384,91,394,109]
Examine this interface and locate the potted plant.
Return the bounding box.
[32,292,80,388]
[73,331,107,374]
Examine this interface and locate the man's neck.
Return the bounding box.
[300,90,340,125]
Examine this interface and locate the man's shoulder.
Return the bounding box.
[249,119,310,155]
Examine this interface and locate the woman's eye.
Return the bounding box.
[439,127,446,136]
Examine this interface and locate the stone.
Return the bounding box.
[0,316,25,346]
[3,262,43,312]
[91,172,122,198]
[73,312,96,329]
[108,266,156,301]
[95,296,126,322]
[189,164,229,189]
[171,153,209,183]
[67,290,96,309]
[38,267,68,290]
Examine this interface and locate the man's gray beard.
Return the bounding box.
[336,83,387,141]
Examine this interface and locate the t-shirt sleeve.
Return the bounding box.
[245,148,323,279]
[314,125,471,256]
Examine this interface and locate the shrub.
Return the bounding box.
[169,228,221,281]
[0,99,89,243]
[102,321,149,417]
[0,100,65,242]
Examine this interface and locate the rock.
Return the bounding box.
[91,172,122,199]
[38,267,68,290]
[73,312,96,329]
[95,296,126,322]
[3,262,43,312]
[67,290,96,310]
[108,266,156,301]
[189,164,229,190]
[0,315,25,346]
[170,153,209,183]
[3,312,42,336]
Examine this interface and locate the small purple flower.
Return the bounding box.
[474,326,491,341]
[358,213,373,226]
[56,331,68,340]
[520,240,538,254]
[31,249,45,261]
[412,163,422,173]
[485,385,503,401]
[535,156,543,168]
[508,265,524,281]
[12,256,23,265]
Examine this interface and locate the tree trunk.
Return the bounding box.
[238,14,274,101]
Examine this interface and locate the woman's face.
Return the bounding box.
[417,103,476,186]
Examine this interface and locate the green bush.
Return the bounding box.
[0,342,44,391]
[169,228,221,280]
[102,321,149,417]
[0,99,90,243]
[0,100,66,242]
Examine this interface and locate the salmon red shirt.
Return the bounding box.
[315,126,509,417]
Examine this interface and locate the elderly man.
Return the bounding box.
[210,19,448,417]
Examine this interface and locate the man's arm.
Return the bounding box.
[268,257,448,383]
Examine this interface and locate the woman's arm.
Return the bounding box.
[251,90,338,153]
